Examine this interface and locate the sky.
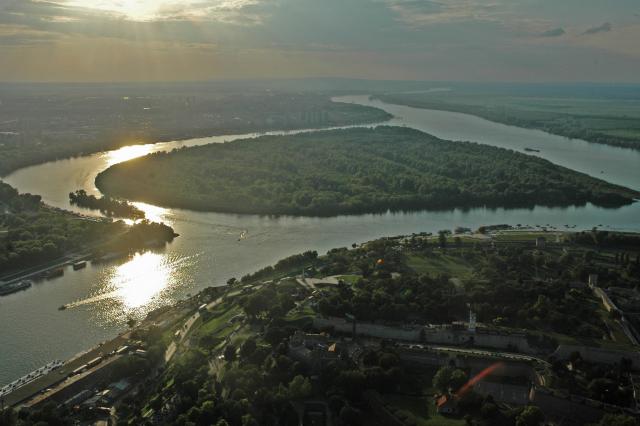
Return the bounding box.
[0,0,639,82]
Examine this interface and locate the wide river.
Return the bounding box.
[1,95,639,385]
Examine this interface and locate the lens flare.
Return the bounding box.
[456,362,504,397]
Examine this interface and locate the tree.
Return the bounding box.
[339,405,362,426]
[239,337,257,359]
[288,375,312,399]
[126,317,137,329]
[438,230,448,248]
[450,369,468,392]
[433,366,453,393]
[224,344,237,362]
[227,277,237,286]
[516,406,544,426]
[242,414,260,426]
[0,408,16,426]
[242,292,270,319]
[596,414,636,426]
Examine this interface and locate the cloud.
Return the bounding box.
[540,27,565,37]
[386,0,512,26]
[583,22,612,35]
[0,0,639,82]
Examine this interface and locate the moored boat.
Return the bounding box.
[0,280,32,297]
[46,268,64,279]
[72,261,87,270]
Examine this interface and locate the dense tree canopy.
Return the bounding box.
[0,181,176,274]
[96,127,638,216]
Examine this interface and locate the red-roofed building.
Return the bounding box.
[435,395,458,414]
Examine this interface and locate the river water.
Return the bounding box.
[1,95,639,385]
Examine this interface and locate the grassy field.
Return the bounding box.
[197,303,241,337]
[383,394,465,426]
[491,231,563,242]
[337,274,361,284]
[406,253,475,279]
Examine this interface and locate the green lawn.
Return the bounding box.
[197,304,241,337]
[492,231,562,242]
[383,394,465,426]
[337,274,361,284]
[406,253,475,279]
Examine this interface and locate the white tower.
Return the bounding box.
[469,310,477,333]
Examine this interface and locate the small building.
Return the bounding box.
[535,237,546,249]
[435,395,458,415]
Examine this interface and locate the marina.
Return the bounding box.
[0,360,64,399]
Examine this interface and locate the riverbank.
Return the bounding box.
[15,228,637,425]
[375,91,640,151]
[2,94,640,388]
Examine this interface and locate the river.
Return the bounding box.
[1,95,639,385]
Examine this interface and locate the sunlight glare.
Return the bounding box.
[67,0,162,21]
[106,144,154,166]
[133,202,172,224]
[113,252,171,309]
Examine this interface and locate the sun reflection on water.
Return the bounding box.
[112,251,170,309]
[133,202,172,225]
[106,144,154,166]
[68,251,199,325]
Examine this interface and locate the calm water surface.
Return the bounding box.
[1,96,639,385]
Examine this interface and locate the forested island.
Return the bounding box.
[377,90,640,151]
[69,189,145,220]
[0,181,176,274]
[95,127,639,216]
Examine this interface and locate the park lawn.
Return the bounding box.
[492,231,561,242]
[407,253,475,279]
[337,274,361,284]
[384,394,465,426]
[197,304,242,337]
[285,304,316,322]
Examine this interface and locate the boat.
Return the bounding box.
[72,261,87,270]
[58,305,67,311]
[0,280,32,297]
[95,252,124,263]
[524,147,541,153]
[46,268,64,279]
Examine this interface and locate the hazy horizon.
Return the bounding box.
[1,0,640,83]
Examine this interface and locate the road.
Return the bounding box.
[2,333,130,407]
[398,342,551,367]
